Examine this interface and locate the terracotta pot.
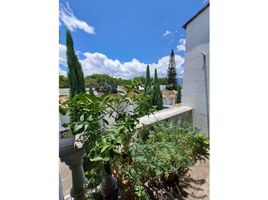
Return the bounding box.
[118,179,131,189]
[166,172,178,186]
[101,174,119,200]
[123,191,136,200]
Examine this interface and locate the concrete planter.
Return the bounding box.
[59,135,75,152]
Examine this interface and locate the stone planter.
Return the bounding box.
[59,135,75,152]
[59,145,88,200]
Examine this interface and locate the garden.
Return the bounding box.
[59,30,209,200]
[59,86,209,200]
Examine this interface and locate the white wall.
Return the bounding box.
[163,97,176,106]
[182,6,209,137]
[185,7,209,51]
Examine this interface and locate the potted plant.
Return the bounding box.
[59,93,108,150]
[59,101,76,152]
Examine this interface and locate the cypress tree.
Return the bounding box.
[142,65,153,112]
[176,84,182,103]
[167,49,177,90]
[66,29,86,98]
[143,64,151,96]
[152,69,163,110]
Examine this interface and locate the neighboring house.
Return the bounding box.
[59,88,69,96]
[181,3,210,137]
[138,86,144,91]
[160,85,166,92]
[162,90,177,106]
[117,85,127,93]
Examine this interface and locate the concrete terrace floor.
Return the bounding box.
[59,161,72,197]
[184,158,209,200]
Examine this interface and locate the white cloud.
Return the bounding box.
[176,38,186,52]
[150,55,184,79]
[59,44,185,79]
[80,52,184,79]
[59,44,67,66]
[163,30,173,38]
[59,2,95,34]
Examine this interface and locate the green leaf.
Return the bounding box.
[90,156,103,162]
[113,148,121,154]
[103,157,110,161]
[80,114,84,121]
[59,107,66,115]
[101,145,109,153]
[74,123,84,132]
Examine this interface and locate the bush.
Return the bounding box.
[117,121,209,199]
[60,88,155,190]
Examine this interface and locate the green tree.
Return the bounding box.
[142,65,153,112]
[152,69,163,110]
[85,74,118,93]
[176,84,182,103]
[66,29,85,98]
[59,75,69,88]
[132,76,145,86]
[158,77,168,85]
[167,49,177,90]
[144,65,151,96]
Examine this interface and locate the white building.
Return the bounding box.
[181,3,210,137]
[162,90,177,106]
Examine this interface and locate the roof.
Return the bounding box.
[162,90,177,98]
[183,3,209,29]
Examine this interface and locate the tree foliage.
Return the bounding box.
[66,29,86,98]
[132,76,145,86]
[59,75,69,88]
[142,65,154,112]
[144,65,151,95]
[177,84,182,103]
[152,69,163,110]
[85,74,131,93]
[158,77,168,85]
[167,49,177,90]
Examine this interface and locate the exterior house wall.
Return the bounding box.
[185,7,209,51]
[181,6,209,137]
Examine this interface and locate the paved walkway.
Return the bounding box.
[59,161,72,197]
[185,158,209,200]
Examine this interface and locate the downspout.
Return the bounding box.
[201,53,210,138]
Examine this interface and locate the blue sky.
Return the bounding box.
[59,0,208,79]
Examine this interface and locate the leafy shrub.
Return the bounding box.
[118,121,209,198]
[88,88,155,175]
[59,88,155,189]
